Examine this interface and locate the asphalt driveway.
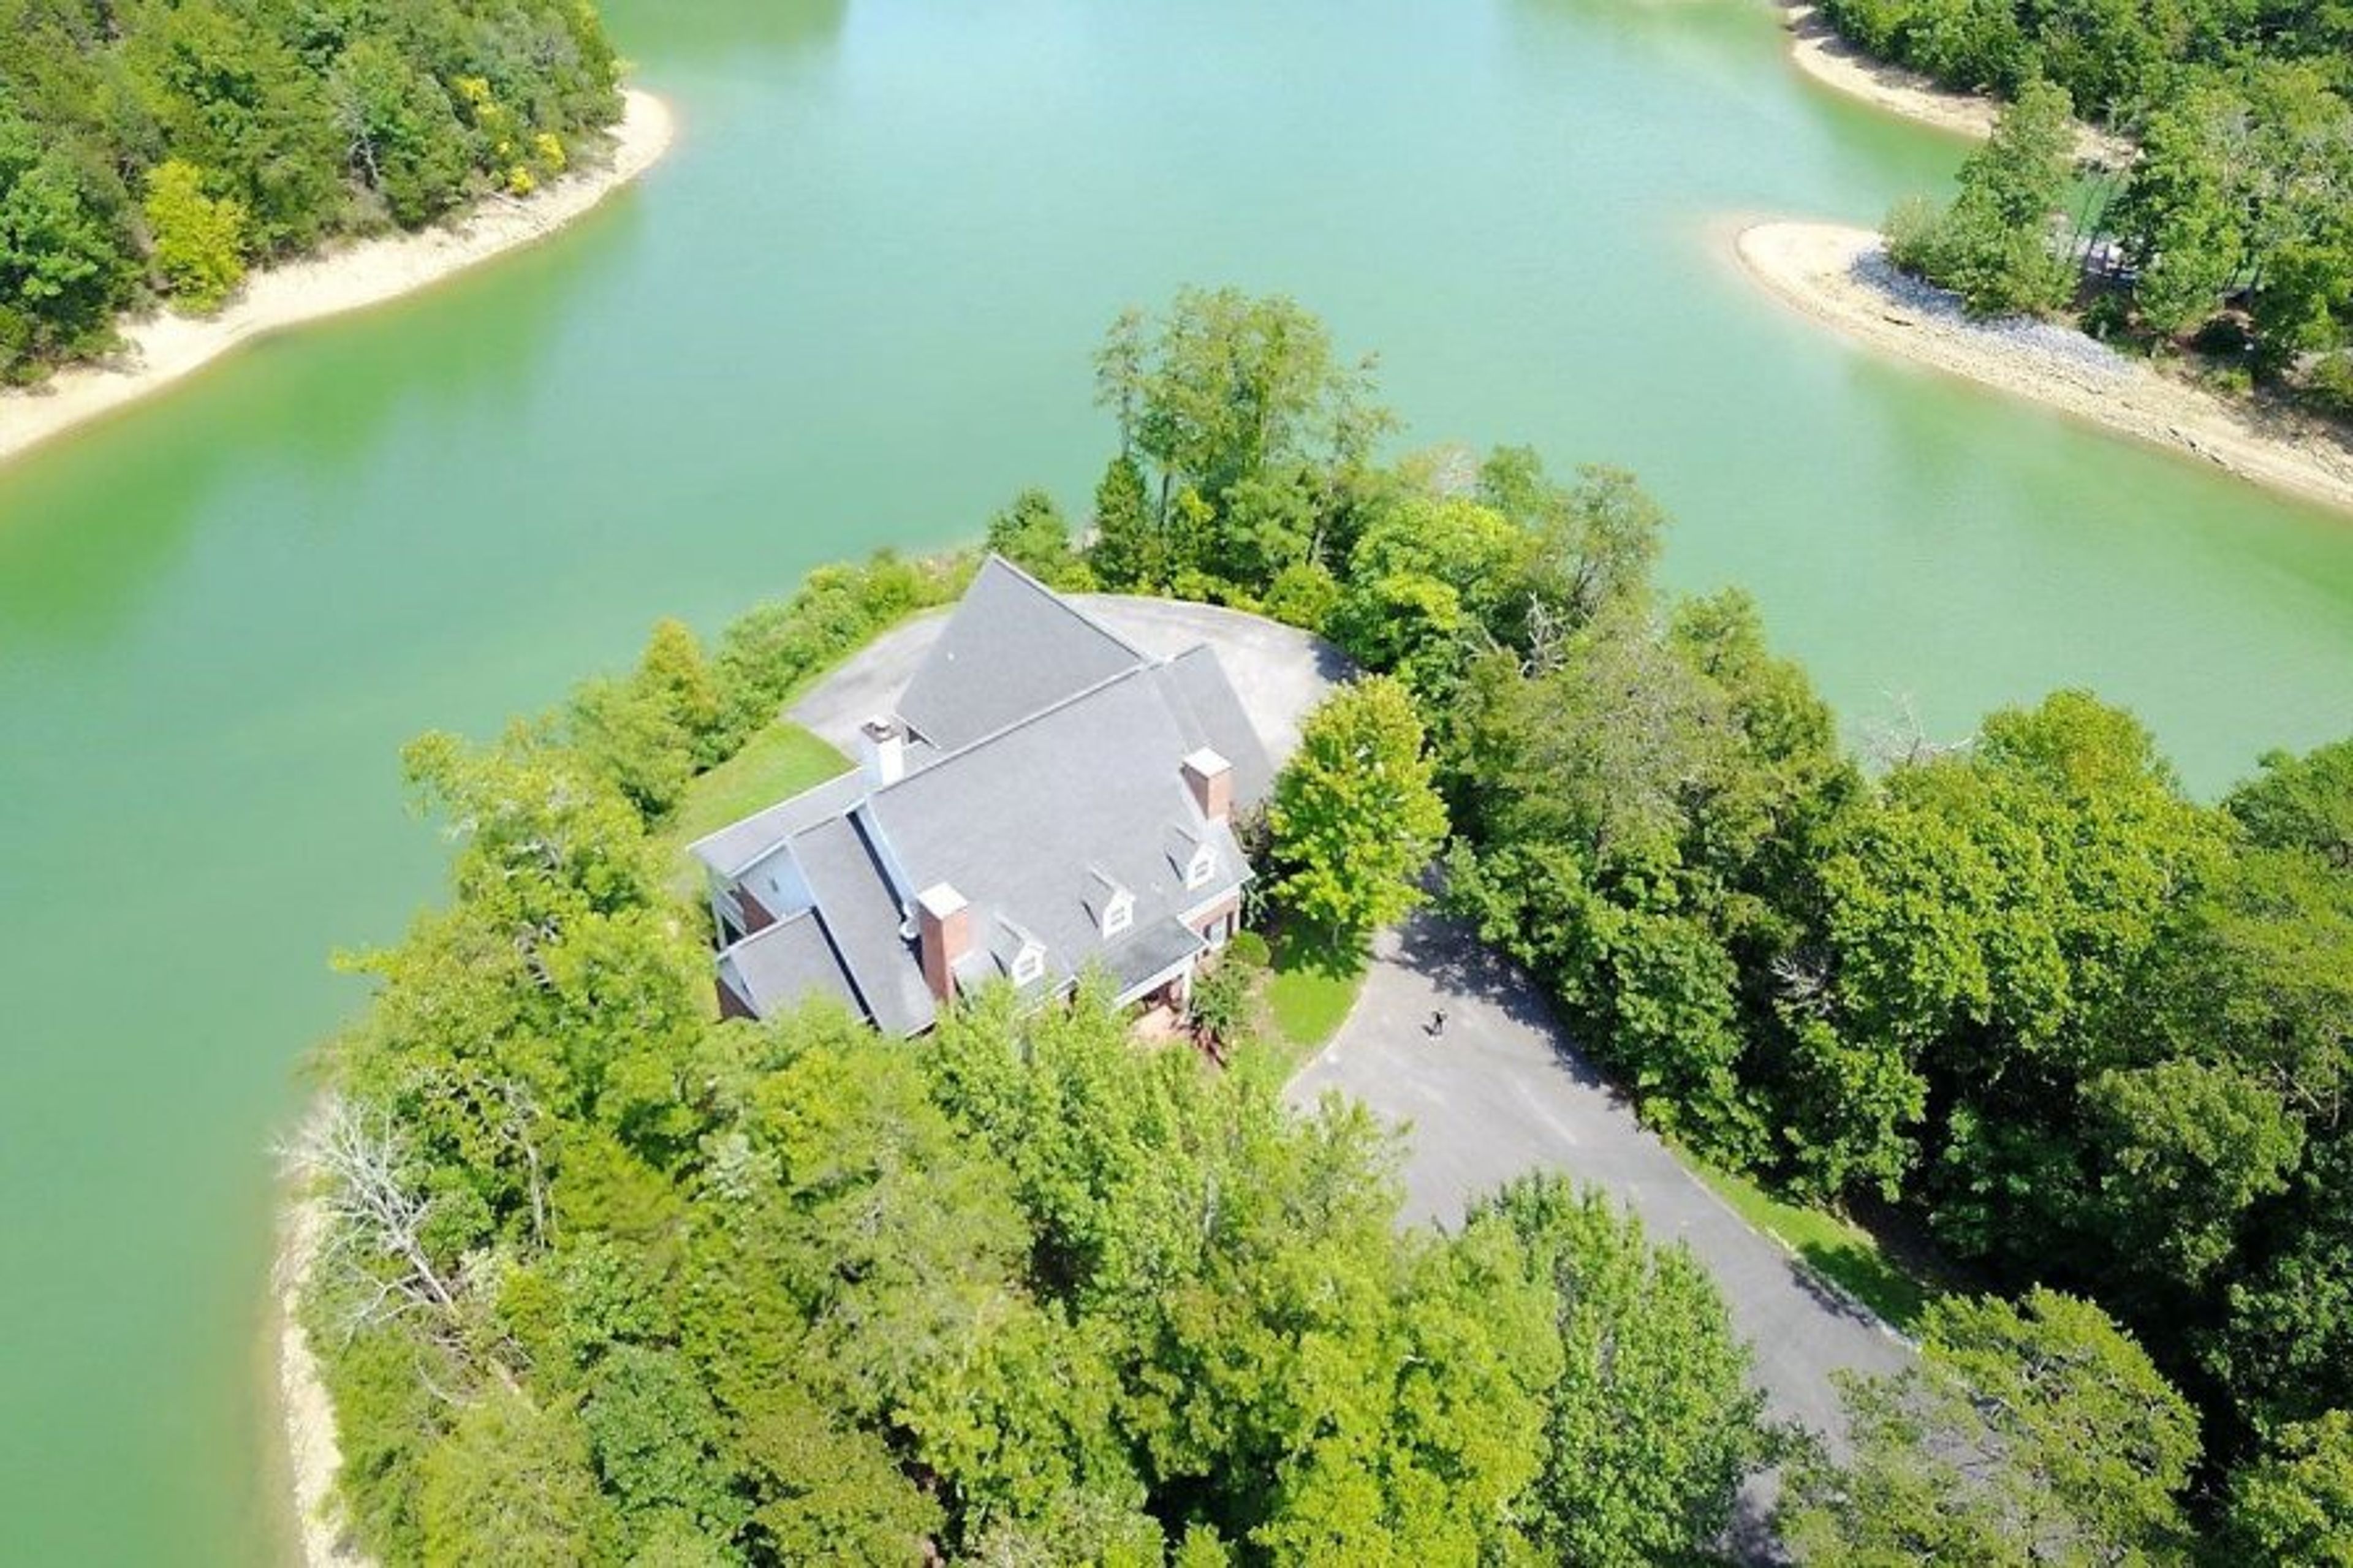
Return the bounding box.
[1286,911,1914,1451]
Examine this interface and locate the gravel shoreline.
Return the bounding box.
[0,87,676,476]
[1735,221,2353,518]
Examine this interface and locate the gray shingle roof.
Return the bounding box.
[866,662,1249,996]
[1156,645,1275,807]
[893,556,1148,751]
[788,814,938,1037]
[717,910,863,1020]
[700,561,1268,1033]
[688,767,863,876]
[1105,917,1208,998]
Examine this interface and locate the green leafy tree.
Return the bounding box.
[1094,288,1389,591]
[143,158,246,309]
[1087,452,1162,589]
[417,1388,613,1568]
[2113,85,2248,334]
[1783,1289,2199,1565]
[985,488,1087,587]
[1268,676,1449,937]
[1475,1175,1773,1566]
[0,108,134,376]
[2227,1410,2353,1566]
[1888,78,2080,316]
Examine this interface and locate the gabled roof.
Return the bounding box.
[700,561,1273,1032]
[1155,645,1275,807]
[788,814,938,1037]
[866,661,1250,996]
[893,556,1149,751]
[689,767,865,877]
[717,910,862,1020]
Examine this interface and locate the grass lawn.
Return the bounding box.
[659,722,852,896]
[1260,922,1369,1066]
[1682,1151,1937,1333]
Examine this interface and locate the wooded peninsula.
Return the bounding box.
[286,291,2353,1566]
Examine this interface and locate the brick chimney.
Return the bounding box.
[861,716,907,787]
[916,883,969,1002]
[1181,748,1232,824]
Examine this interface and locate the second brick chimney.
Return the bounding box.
[1181,748,1232,825]
[916,883,969,1002]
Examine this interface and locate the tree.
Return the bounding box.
[2227,1410,2353,1566]
[417,1389,612,1568]
[1474,1175,1773,1566]
[1087,452,1161,589]
[1268,677,1449,937]
[2113,85,2248,334]
[1783,1289,2199,1564]
[1888,78,2081,316]
[0,108,135,376]
[1093,288,1389,591]
[985,487,1085,586]
[143,159,246,309]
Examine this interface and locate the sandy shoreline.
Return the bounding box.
[275,1123,374,1568]
[1775,1,2128,164]
[1733,221,2353,517]
[0,87,675,475]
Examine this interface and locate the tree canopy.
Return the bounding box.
[0,0,623,379]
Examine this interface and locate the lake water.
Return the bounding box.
[2,0,2349,1559]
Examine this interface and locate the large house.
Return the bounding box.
[691,558,1274,1034]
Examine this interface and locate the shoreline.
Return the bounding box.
[1774,1,2128,164]
[0,86,676,475]
[1733,221,2353,518]
[273,1115,375,1568]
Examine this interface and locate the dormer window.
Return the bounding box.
[1011,942,1047,985]
[1185,842,1216,890]
[1103,892,1134,938]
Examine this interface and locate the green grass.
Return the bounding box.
[1261,922,1369,1062]
[1683,1153,1936,1333]
[659,722,852,896]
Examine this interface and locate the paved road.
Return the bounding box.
[793,594,1349,766]
[1287,912,1914,1452]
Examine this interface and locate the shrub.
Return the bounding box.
[1224,930,1271,969]
[143,159,246,311]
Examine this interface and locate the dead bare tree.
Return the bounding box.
[1860,691,1976,775]
[278,1096,463,1340]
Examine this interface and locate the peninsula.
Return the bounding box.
[1774,1,2125,163]
[0,89,673,475]
[1735,222,2353,517]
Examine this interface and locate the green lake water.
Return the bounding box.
[2,0,2351,1559]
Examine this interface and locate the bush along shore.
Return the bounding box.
[282,289,2353,1566]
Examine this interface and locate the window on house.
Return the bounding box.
[1103,892,1134,938]
[1185,843,1216,890]
[1012,944,1046,985]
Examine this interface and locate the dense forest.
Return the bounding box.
[1816,0,2353,408]
[298,290,2353,1562]
[0,0,621,381]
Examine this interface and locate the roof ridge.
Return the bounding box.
[977,553,1151,661]
[875,654,1169,792]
